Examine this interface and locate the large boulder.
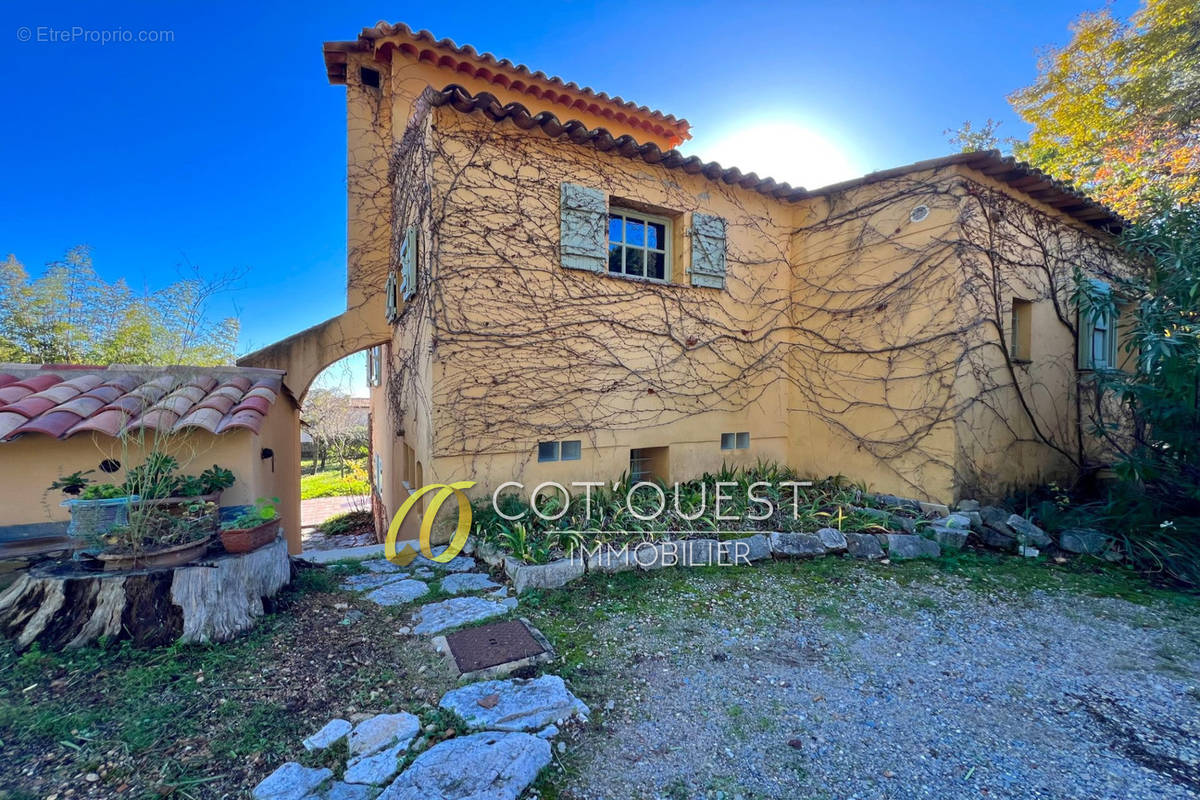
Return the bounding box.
[1060,528,1108,555]
[377,732,550,800]
[816,527,848,553]
[844,533,885,559]
[1006,515,1052,547]
[883,534,941,559]
[769,532,826,557]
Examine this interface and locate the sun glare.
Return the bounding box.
[687,119,864,191]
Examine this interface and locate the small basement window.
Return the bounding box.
[720,432,750,450]
[608,208,670,281]
[537,440,581,462]
[1010,299,1032,362]
[360,67,381,88]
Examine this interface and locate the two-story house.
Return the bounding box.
[242,22,1128,551]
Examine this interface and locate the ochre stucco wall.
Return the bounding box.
[1,396,300,549]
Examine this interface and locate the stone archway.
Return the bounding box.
[239,307,390,553]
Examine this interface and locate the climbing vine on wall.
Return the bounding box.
[365,92,1129,497]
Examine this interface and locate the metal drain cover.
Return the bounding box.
[444,619,548,674]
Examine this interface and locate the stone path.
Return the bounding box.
[254,675,587,800]
[251,549,585,800]
[300,496,370,530]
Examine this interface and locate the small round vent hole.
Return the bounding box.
[910,205,930,223]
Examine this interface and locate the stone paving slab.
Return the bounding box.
[439,572,500,594]
[376,731,550,800]
[364,579,429,607]
[438,674,589,732]
[412,596,518,635]
[341,572,409,592]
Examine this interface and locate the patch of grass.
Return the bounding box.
[300,470,369,500]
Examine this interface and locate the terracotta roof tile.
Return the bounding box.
[216,409,267,435]
[6,396,57,419]
[175,406,226,433]
[56,395,106,419]
[0,412,28,439]
[0,365,288,442]
[82,385,124,404]
[196,394,237,415]
[35,384,83,404]
[233,395,272,416]
[59,374,104,393]
[0,386,32,405]
[12,410,82,439]
[68,408,130,437]
[13,374,62,393]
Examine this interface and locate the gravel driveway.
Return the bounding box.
[530,557,1200,800]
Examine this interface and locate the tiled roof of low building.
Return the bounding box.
[324,21,690,145]
[423,84,1124,233]
[0,365,286,442]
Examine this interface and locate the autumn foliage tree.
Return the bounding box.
[1008,0,1199,220]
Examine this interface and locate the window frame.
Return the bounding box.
[1010,298,1033,363]
[607,207,672,284]
[720,432,750,451]
[1078,280,1119,371]
[366,345,383,387]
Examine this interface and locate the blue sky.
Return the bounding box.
[0,0,1135,394]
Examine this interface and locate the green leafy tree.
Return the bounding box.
[1009,0,1200,220]
[1074,202,1200,584]
[0,246,239,366]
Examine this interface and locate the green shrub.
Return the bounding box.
[317,510,373,536]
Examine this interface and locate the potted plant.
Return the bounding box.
[91,499,218,570]
[220,497,281,554]
[52,459,235,555]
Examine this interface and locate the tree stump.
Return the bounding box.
[0,535,291,650]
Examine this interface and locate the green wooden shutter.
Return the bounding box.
[400,225,418,301]
[560,183,607,272]
[384,272,398,322]
[689,213,727,289]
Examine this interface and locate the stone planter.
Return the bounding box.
[220,520,279,554]
[94,535,215,571]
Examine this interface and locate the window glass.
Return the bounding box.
[537,441,559,462]
[607,208,670,282]
[625,249,644,277]
[720,433,735,450]
[735,432,750,449]
[561,440,582,461]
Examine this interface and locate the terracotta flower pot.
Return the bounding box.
[220,519,279,554]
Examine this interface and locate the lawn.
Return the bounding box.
[300,469,369,499]
[0,553,1195,799]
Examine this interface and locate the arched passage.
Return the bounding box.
[239,308,390,553]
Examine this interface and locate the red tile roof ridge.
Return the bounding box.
[325,21,689,142]
[420,85,1124,233]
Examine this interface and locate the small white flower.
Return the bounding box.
[1160,520,1176,529]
